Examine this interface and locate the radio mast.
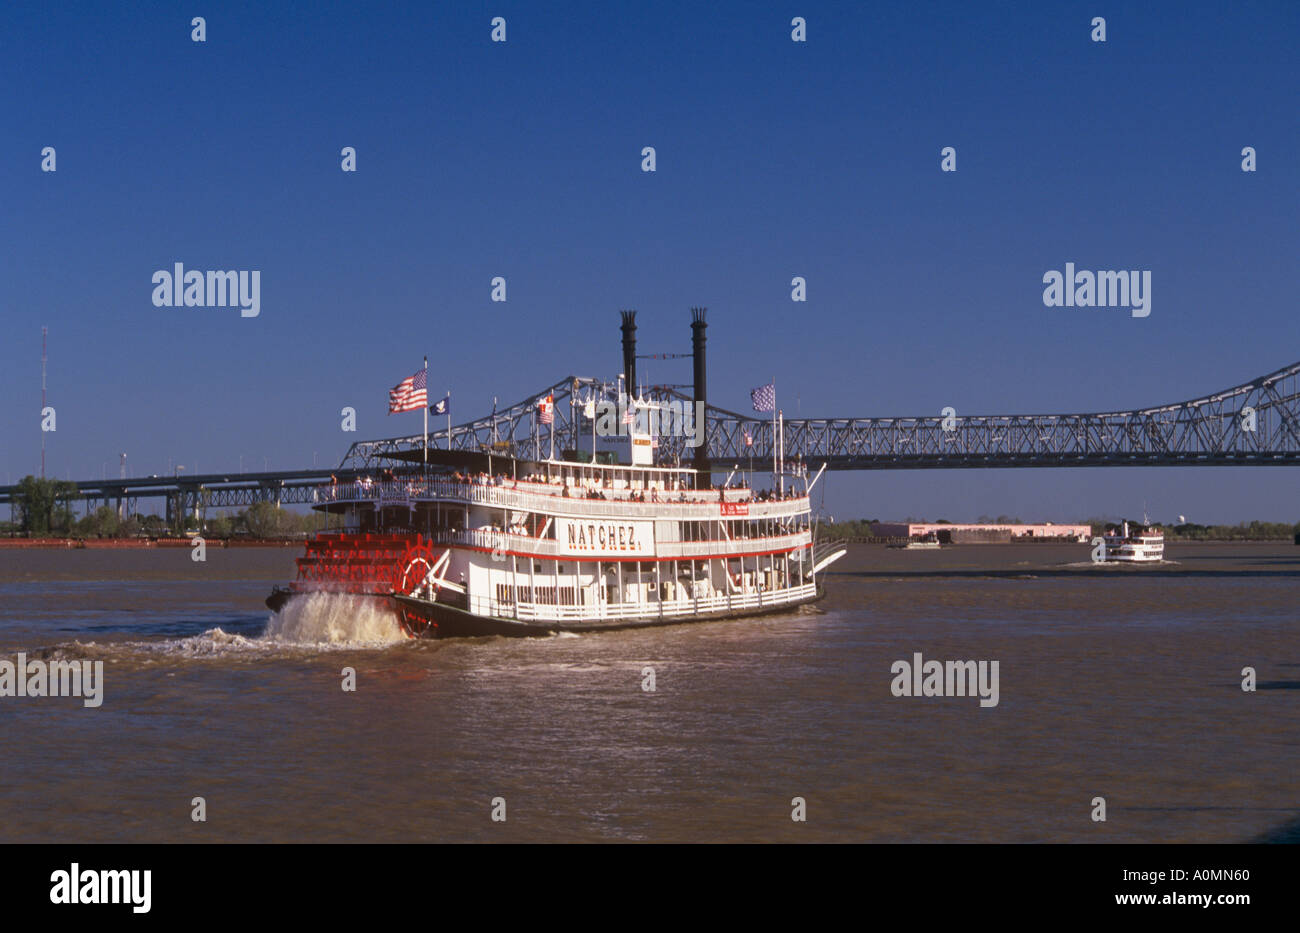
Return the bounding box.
[40,327,48,479]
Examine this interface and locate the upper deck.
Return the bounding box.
[316,471,810,520]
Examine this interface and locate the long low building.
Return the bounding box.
[870,522,1091,543]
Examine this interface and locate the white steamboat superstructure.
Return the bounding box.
[266,309,846,637]
[270,457,842,637]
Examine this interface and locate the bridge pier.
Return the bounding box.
[258,480,283,510]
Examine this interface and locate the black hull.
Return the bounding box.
[267,587,825,640]
[392,590,824,639]
[393,596,558,638]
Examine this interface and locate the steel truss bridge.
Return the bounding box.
[344,359,1300,471]
[2,358,1297,523]
[0,469,372,526]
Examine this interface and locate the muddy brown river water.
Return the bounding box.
[0,542,1296,842]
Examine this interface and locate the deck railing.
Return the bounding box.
[655,531,811,558]
[462,581,818,623]
[425,527,810,560]
[317,478,808,518]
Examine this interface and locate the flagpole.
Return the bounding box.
[778,409,784,496]
[422,356,428,472]
[446,390,451,451]
[772,378,777,492]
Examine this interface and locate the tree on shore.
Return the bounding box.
[12,475,79,535]
[1165,520,1300,541]
[242,501,291,537]
[819,519,879,540]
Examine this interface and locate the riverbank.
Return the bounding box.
[830,539,1300,576]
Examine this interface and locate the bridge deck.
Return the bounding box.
[4,359,1297,508]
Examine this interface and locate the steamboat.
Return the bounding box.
[266,311,845,638]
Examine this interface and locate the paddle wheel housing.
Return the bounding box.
[287,533,444,637]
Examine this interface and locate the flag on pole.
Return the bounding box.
[744,431,753,447]
[431,394,450,416]
[623,401,635,425]
[538,395,554,425]
[582,396,596,420]
[389,366,428,413]
[750,383,776,412]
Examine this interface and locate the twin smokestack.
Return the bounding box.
[619,309,710,487]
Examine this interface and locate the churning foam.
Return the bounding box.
[263,592,407,646]
[29,593,407,664]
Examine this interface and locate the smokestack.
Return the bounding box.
[620,310,637,399]
[691,307,709,487]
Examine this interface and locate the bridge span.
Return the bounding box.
[0,469,372,526]
[344,357,1300,471]
[2,357,1297,522]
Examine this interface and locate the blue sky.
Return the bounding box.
[2,0,1296,523]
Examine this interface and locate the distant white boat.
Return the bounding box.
[889,533,942,550]
[1099,520,1164,562]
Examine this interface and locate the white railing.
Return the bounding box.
[464,582,818,623]
[318,479,808,519]
[432,528,559,557]
[430,527,809,560]
[655,531,811,559]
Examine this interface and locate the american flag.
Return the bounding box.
[537,394,554,425]
[744,431,753,446]
[389,367,428,413]
[751,382,775,412]
[623,403,635,425]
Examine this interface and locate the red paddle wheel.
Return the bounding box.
[395,539,440,637]
[287,533,444,638]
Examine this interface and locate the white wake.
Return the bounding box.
[263,592,407,646]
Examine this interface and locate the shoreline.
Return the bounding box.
[0,536,1293,551]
